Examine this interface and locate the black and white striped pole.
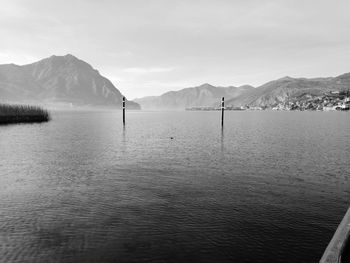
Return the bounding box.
[122,97,125,126]
[221,97,224,127]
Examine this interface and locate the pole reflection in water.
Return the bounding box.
[221,126,225,154]
[121,125,127,154]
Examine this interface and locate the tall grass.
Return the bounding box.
[0,104,50,124]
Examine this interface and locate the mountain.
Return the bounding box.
[134,83,254,110]
[226,74,350,107]
[135,73,350,110]
[0,54,140,109]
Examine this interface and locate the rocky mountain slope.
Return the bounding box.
[0,54,140,109]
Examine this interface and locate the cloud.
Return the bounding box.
[123,67,174,74]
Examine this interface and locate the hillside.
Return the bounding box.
[0,54,140,109]
[226,75,350,107]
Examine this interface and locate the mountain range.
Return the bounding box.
[0,54,140,109]
[134,84,254,110]
[135,74,350,109]
[2,54,349,110]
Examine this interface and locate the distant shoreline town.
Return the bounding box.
[186,90,350,111]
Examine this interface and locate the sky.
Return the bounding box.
[1,0,350,99]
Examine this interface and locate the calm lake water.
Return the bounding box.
[0,111,349,263]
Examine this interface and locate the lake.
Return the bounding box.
[0,110,349,263]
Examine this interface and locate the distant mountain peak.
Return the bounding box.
[61,54,85,64]
[64,53,76,58]
[198,83,214,88]
[48,53,77,59]
[335,72,350,79]
[53,53,82,62]
[279,76,294,81]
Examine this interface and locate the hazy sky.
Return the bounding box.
[1,0,350,99]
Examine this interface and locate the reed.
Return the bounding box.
[0,104,50,124]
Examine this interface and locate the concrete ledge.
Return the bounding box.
[320,208,350,263]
